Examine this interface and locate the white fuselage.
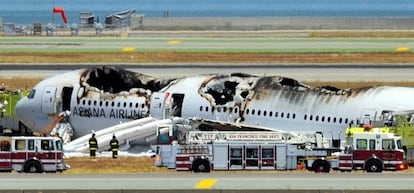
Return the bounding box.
[15,67,414,140]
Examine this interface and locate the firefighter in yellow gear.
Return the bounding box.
[110,134,119,159]
[89,133,98,158]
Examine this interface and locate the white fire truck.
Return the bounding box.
[152,124,408,173]
[0,136,67,173]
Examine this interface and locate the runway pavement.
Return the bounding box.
[0,173,412,192]
[1,63,414,82]
[0,36,413,53]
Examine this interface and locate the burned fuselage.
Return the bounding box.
[160,72,411,137]
[17,65,414,141]
[72,66,174,120]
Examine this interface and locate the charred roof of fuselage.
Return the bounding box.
[200,73,378,105]
[80,66,174,93]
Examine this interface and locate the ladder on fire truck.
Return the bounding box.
[186,130,329,148]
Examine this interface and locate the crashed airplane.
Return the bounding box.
[15,66,414,142]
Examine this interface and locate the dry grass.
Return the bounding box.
[0,77,43,91]
[63,156,173,174]
[1,52,414,63]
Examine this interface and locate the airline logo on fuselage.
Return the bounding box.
[71,106,145,119]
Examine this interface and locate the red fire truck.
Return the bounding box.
[0,136,67,173]
[152,124,408,173]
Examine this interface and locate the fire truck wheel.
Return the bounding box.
[24,160,43,173]
[192,159,211,173]
[312,160,330,173]
[365,160,383,173]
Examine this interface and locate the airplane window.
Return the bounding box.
[293,113,296,119]
[258,110,261,116]
[123,102,127,108]
[304,114,307,120]
[269,111,273,117]
[246,109,249,115]
[27,89,36,99]
[205,106,209,112]
[333,117,337,123]
[99,101,103,106]
[275,112,278,117]
[229,107,233,113]
[252,109,255,115]
[111,101,115,107]
[129,102,132,108]
[287,113,290,119]
[281,112,284,118]
[117,102,120,107]
[322,116,325,122]
[93,101,97,106]
[105,101,109,107]
[339,118,343,124]
[223,107,227,113]
[141,104,145,108]
[310,115,313,121]
[234,107,238,114]
[212,106,215,112]
[345,118,349,124]
[316,115,319,121]
[88,100,91,106]
[327,117,331,122]
[263,111,267,116]
[82,99,86,105]
[135,103,139,108]
[199,106,203,111]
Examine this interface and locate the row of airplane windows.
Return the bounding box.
[199,106,349,124]
[79,99,146,109]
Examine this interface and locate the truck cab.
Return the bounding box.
[339,131,408,172]
[0,136,66,173]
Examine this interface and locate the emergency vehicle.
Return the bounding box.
[152,124,408,173]
[0,136,67,173]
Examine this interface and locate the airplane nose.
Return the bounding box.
[15,97,31,125]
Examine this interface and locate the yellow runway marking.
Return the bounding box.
[122,47,135,52]
[195,179,217,189]
[395,47,410,52]
[168,39,182,44]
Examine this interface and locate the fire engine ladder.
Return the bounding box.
[186,131,320,145]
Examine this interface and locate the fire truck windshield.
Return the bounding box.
[55,140,62,151]
[397,139,403,150]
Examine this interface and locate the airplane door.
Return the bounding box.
[62,87,73,112]
[41,86,57,114]
[150,92,167,119]
[171,94,184,117]
[360,109,377,125]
